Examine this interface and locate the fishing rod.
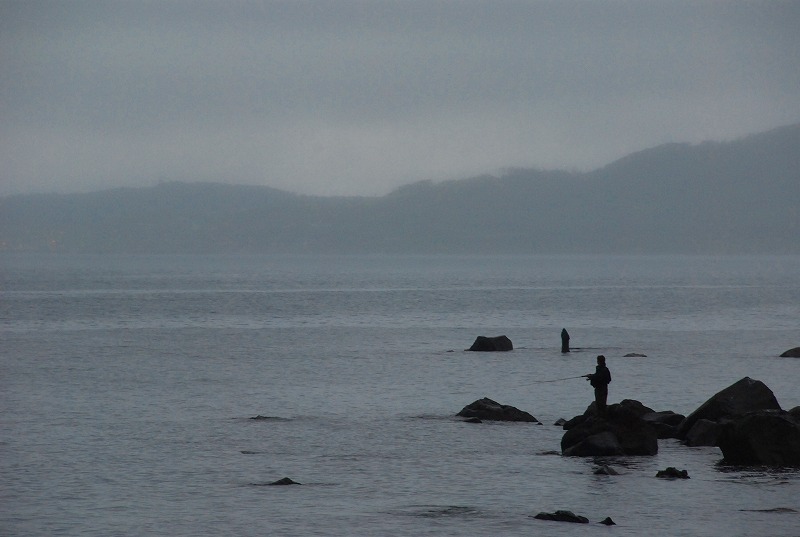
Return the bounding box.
[532,374,590,384]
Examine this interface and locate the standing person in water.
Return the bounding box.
[586,355,611,415]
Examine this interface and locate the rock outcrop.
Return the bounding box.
[532,510,588,523]
[676,377,781,443]
[779,347,800,357]
[268,477,301,485]
[683,418,723,447]
[640,410,685,439]
[561,399,658,456]
[656,467,689,479]
[717,410,800,466]
[456,397,539,422]
[467,335,513,351]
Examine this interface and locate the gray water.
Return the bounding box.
[2,254,799,536]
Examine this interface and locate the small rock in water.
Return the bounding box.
[739,507,797,513]
[268,477,301,485]
[656,467,689,479]
[599,517,616,525]
[594,465,619,475]
[533,510,589,523]
[249,415,283,421]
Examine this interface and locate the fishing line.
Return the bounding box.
[531,375,589,384]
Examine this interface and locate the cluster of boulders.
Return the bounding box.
[675,377,800,466]
[554,376,800,465]
[457,376,800,466]
[559,400,662,456]
[557,376,800,465]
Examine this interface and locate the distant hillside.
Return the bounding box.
[2,124,798,254]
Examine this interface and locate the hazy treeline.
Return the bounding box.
[2,124,798,254]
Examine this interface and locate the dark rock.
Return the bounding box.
[718,410,800,466]
[463,417,482,424]
[642,411,685,427]
[456,397,539,422]
[268,477,301,485]
[564,430,624,456]
[790,407,800,420]
[561,414,588,430]
[780,347,800,357]
[553,418,567,426]
[684,418,724,447]
[599,517,616,525]
[624,353,647,357]
[467,335,513,352]
[561,400,658,456]
[656,467,690,479]
[594,465,620,475]
[617,399,657,417]
[740,507,797,513]
[641,410,685,439]
[564,399,654,428]
[676,377,781,441]
[533,510,589,523]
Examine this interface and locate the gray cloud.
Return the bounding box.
[2,0,799,196]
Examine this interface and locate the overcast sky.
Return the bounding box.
[2,1,799,197]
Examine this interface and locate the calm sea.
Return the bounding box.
[2,254,799,536]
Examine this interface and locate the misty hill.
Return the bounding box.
[2,123,798,254]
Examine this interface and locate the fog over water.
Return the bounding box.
[2,1,799,196]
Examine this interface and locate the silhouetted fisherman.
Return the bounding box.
[585,355,611,415]
[561,328,570,353]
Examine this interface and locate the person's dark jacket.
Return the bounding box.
[589,365,611,389]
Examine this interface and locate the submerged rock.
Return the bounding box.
[594,465,620,475]
[739,507,797,513]
[467,335,513,352]
[779,347,800,358]
[268,477,301,485]
[533,510,589,523]
[249,415,290,421]
[456,397,539,422]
